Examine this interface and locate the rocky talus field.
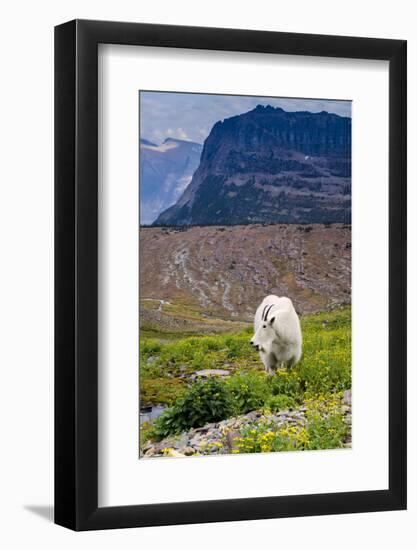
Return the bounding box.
[140,223,351,335]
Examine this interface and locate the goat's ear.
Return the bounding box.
[269,316,275,326]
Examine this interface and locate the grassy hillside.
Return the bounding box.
[139,307,351,455]
[140,307,350,403]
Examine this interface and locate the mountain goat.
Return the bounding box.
[250,295,302,375]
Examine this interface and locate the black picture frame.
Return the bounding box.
[55,19,407,531]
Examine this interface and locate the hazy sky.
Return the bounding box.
[140,91,351,145]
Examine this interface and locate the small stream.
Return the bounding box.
[140,405,166,425]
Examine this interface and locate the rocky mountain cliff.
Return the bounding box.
[140,137,202,225]
[154,106,351,226]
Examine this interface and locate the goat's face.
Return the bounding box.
[250,317,277,353]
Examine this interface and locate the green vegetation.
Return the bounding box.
[140,377,185,406]
[140,328,260,405]
[227,371,270,414]
[265,393,298,412]
[149,378,236,440]
[140,307,351,451]
[139,298,248,338]
[233,395,349,453]
[141,328,257,374]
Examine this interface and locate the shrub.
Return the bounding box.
[268,370,302,400]
[150,377,235,440]
[224,336,244,359]
[140,339,162,358]
[149,407,181,441]
[265,394,297,412]
[227,371,270,414]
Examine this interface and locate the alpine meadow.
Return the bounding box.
[139,92,352,458]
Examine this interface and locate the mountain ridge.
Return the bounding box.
[154,105,351,226]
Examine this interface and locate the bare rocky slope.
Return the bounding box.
[140,223,351,332]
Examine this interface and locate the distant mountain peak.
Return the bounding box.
[140,138,158,147]
[163,137,202,146]
[140,137,203,225]
[253,104,284,113]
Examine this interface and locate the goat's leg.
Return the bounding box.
[286,356,297,371]
[262,352,277,376]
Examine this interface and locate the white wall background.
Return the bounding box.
[0,1,414,547]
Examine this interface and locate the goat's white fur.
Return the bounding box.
[251,295,302,375]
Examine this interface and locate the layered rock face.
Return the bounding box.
[154,105,351,226]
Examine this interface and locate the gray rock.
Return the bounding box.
[183,447,196,456]
[143,448,156,457]
[343,389,352,405]
[176,434,189,448]
[165,449,186,458]
[194,369,231,378]
[225,431,241,451]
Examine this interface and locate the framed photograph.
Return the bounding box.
[55,19,406,530]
